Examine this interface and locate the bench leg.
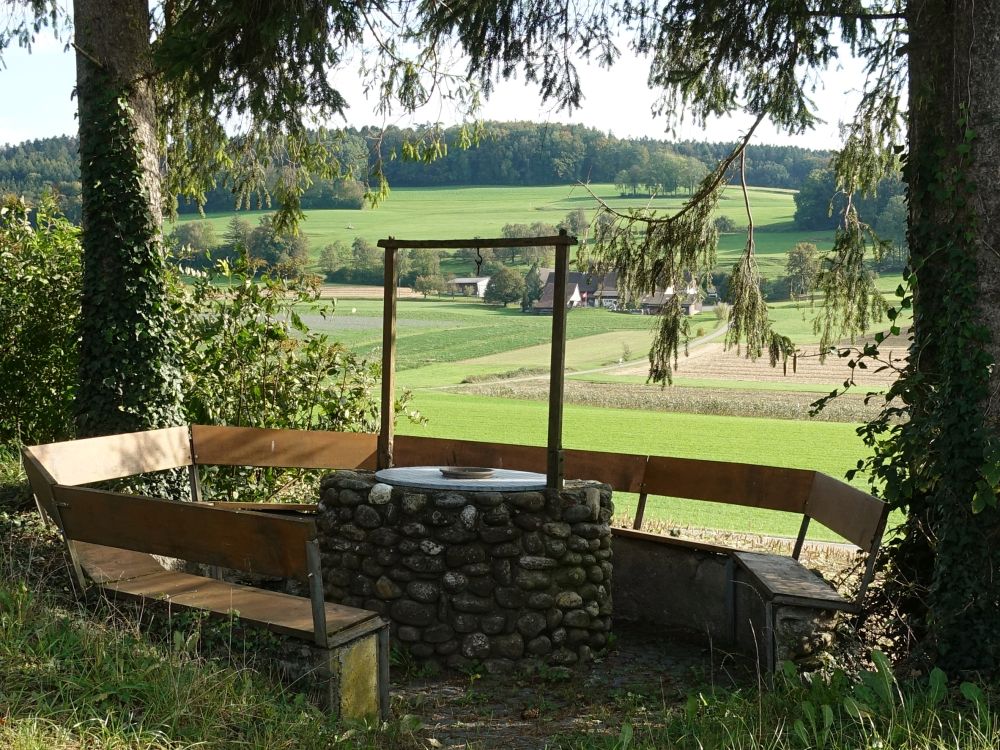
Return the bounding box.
[724,557,736,645]
[764,600,775,674]
[314,620,390,721]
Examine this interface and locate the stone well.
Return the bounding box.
[316,468,613,673]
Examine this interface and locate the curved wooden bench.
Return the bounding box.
[22,427,388,720]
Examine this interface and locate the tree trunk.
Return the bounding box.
[73,0,183,437]
[902,0,1000,671]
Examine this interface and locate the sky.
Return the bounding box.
[0,30,868,151]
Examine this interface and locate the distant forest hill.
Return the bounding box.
[0,122,835,223]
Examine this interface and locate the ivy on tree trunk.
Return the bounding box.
[73,0,183,437]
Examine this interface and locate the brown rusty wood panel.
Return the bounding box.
[611,527,734,556]
[393,436,547,473]
[806,473,887,550]
[54,486,314,579]
[564,449,646,492]
[642,456,813,513]
[377,235,576,250]
[379,245,399,470]
[21,448,58,524]
[26,426,192,487]
[74,541,166,584]
[191,425,378,470]
[101,571,376,639]
[205,502,316,513]
[734,551,847,605]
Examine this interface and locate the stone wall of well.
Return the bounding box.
[317,470,613,673]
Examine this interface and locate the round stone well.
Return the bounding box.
[316,467,613,673]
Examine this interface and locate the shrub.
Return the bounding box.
[172,259,406,500]
[0,194,81,445]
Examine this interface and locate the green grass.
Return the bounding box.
[174,183,801,271]
[306,301,688,371]
[398,391,870,540]
[568,372,851,393]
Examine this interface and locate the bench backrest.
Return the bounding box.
[805,472,887,552]
[191,424,377,470]
[52,485,316,580]
[642,456,814,514]
[22,426,193,523]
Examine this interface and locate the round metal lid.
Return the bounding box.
[374,466,548,492]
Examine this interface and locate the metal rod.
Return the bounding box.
[547,231,572,489]
[378,242,398,470]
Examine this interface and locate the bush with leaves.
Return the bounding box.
[172,259,415,500]
[0,194,81,445]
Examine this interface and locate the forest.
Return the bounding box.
[0,121,836,222]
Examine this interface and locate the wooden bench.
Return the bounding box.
[24,424,886,674]
[21,426,388,720]
[634,455,887,668]
[393,434,888,669]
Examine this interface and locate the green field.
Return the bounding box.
[303,298,717,373]
[397,391,871,541]
[176,183,826,277]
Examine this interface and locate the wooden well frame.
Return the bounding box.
[376,230,578,489]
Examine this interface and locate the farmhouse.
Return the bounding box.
[448,276,491,297]
[640,277,703,315]
[539,268,620,308]
[531,279,583,314]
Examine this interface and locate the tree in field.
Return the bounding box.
[350,237,382,284]
[714,215,737,234]
[318,241,345,281]
[246,217,309,275]
[223,216,252,255]
[169,221,218,257]
[414,274,446,298]
[785,243,821,300]
[484,267,525,307]
[408,248,441,282]
[522,264,545,310]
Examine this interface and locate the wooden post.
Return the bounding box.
[378,241,398,470]
[547,230,571,489]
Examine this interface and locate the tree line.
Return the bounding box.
[1,124,836,220]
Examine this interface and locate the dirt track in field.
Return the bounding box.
[316,284,423,299]
[617,336,908,389]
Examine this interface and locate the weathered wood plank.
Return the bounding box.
[806,472,886,550]
[643,456,813,514]
[394,436,547,473]
[54,486,315,579]
[377,235,577,250]
[205,502,316,513]
[101,570,376,639]
[564,449,646,492]
[734,551,849,606]
[21,447,58,524]
[26,426,192,487]
[73,541,165,583]
[379,245,398,469]
[611,527,734,555]
[547,239,570,489]
[191,425,377,470]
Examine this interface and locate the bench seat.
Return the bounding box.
[75,542,378,641]
[733,551,854,611]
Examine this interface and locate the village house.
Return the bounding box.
[531,279,583,314]
[448,276,491,297]
[538,269,620,308]
[640,276,703,315]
